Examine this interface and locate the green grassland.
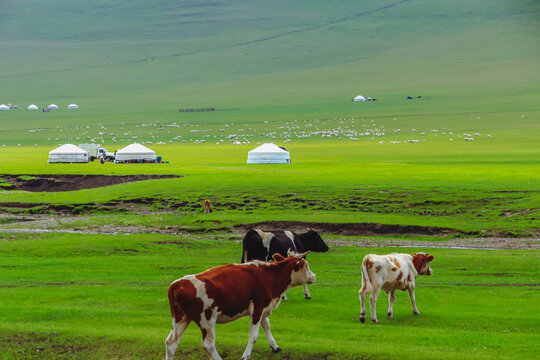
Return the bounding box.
[0,232,538,359]
[0,1,539,358]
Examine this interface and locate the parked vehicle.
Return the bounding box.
[78,144,115,161]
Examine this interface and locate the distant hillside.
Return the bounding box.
[0,0,538,131]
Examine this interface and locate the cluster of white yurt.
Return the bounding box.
[115,143,156,162]
[48,144,89,163]
[67,103,79,109]
[247,143,290,164]
[0,104,10,110]
[28,104,39,110]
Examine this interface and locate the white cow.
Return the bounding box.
[359,252,434,323]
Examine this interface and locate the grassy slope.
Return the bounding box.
[0,232,538,359]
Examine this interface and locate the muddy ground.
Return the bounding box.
[1,216,538,250]
[0,174,179,192]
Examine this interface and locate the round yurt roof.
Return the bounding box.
[67,103,79,109]
[0,104,10,110]
[353,95,367,102]
[116,143,155,154]
[49,144,88,155]
[28,104,39,110]
[48,104,59,109]
[248,143,289,154]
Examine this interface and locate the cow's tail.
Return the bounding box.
[361,259,372,292]
[168,283,178,332]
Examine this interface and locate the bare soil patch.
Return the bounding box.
[231,220,465,236]
[0,174,179,192]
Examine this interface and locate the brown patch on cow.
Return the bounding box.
[407,274,411,282]
[397,272,403,281]
[395,260,401,268]
[364,258,373,269]
[412,253,426,273]
[168,279,204,325]
[412,253,434,274]
[205,308,213,321]
[391,267,398,272]
[200,259,295,320]
[376,265,382,273]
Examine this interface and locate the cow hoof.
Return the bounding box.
[304,295,311,300]
[360,317,365,323]
[388,314,393,320]
[371,319,378,324]
[272,347,282,353]
[413,311,420,315]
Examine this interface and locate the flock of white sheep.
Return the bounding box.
[4,116,497,148]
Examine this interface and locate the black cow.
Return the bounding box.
[241,228,329,300]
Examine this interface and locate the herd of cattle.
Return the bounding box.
[166,228,434,360]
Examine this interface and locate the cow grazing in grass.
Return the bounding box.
[203,199,212,213]
[359,252,434,323]
[165,252,316,360]
[241,228,328,300]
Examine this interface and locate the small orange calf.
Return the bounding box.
[203,199,212,214]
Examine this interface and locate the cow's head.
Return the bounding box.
[412,252,434,276]
[302,229,329,252]
[273,252,316,285]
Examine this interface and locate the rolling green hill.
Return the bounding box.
[1,0,538,140]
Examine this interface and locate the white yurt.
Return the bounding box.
[48,104,59,110]
[115,143,156,162]
[28,104,39,110]
[0,104,10,110]
[67,103,79,109]
[48,144,89,163]
[247,143,290,164]
[353,95,367,102]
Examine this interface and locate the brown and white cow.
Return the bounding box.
[203,199,212,214]
[359,252,434,323]
[165,252,316,360]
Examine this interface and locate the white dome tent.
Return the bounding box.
[28,104,39,110]
[48,144,89,163]
[67,103,79,109]
[0,104,10,110]
[48,104,59,110]
[353,95,367,102]
[247,143,290,164]
[115,143,156,162]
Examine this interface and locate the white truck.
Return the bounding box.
[78,144,115,162]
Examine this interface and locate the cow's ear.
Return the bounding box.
[294,259,305,271]
[426,255,434,262]
[273,253,285,262]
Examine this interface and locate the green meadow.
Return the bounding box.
[0,232,538,360]
[0,0,539,359]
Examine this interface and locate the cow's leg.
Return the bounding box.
[242,316,262,360]
[387,290,396,319]
[303,284,311,300]
[201,322,221,360]
[408,286,419,315]
[261,317,281,353]
[369,287,381,323]
[359,286,368,323]
[165,317,191,360]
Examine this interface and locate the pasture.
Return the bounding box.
[1,0,539,358]
[0,232,539,360]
